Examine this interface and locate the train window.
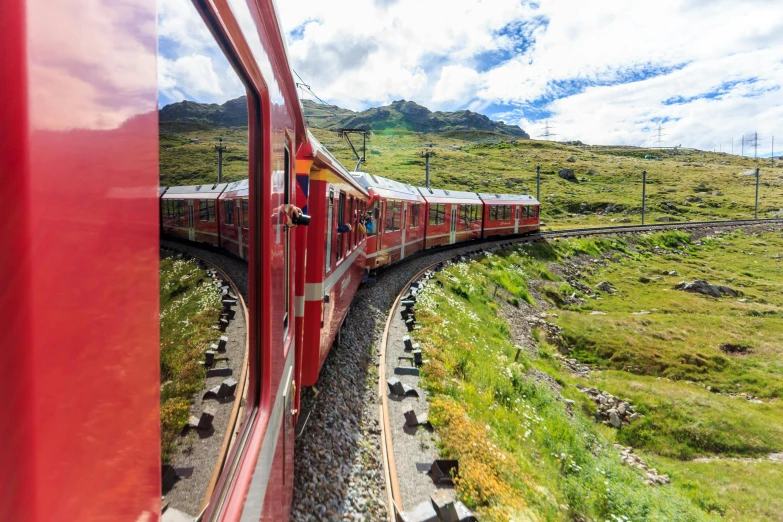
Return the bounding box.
[326,190,334,272]
[200,201,216,222]
[177,200,185,224]
[224,200,234,225]
[489,205,496,221]
[429,203,445,225]
[410,203,420,229]
[367,200,379,237]
[337,192,345,260]
[241,199,249,229]
[385,200,402,232]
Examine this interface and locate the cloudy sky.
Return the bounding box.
[159,0,783,153]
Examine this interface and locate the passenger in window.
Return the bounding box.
[337,223,352,233]
[363,211,376,236]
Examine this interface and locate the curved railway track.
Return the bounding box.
[375,217,783,521]
[160,240,250,519]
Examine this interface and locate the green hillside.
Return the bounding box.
[310,127,783,229]
[158,99,783,230]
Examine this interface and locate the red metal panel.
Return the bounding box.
[1,0,161,520]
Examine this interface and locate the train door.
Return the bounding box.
[400,202,407,260]
[449,205,457,244]
[187,200,195,240]
[514,205,519,234]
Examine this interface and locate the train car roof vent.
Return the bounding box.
[212,184,217,189]
[495,194,501,198]
[196,185,202,191]
[444,190,450,195]
[370,174,379,184]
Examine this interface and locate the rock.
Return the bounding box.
[608,409,623,428]
[675,279,739,298]
[587,169,599,175]
[596,281,616,294]
[686,196,702,203]
[655,216,676,222]
[629,412,641,420]
[558,168,577,182]
[566,156,576,163]
[661,201,679,212]
[639,276,651,283]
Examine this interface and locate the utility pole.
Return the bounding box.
[641,170,647,225]
[536,165,541,202]
[421,144,436,189]
[755,168,760,219]
[215,137,227,183]
[753,131,759,160]
[655,123,666,147]
[539,121,557,140]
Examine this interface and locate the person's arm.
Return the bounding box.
[337,223,352,233]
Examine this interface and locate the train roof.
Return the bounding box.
[159,187,168,196]
[161,183,228,199]
[417,186,481,204]
[352,172,423,201]
[220,179,249,197]
[478,192,539,204]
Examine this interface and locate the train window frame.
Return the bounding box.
[337,192,345,261]
[224,200,234,225]
[326,189,334,272]
[429,203,445,225]
[409,203,420,229]
[200,200,216,222]
[241,199,249,229]
[283,143,291,333]
[385,200,401,233]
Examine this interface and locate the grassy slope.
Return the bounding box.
[159,255,223,463]
[412,231,783,521]
[310,128,783,229]
[158,121,783,231]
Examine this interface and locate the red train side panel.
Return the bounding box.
[161,184,227,246]
[299,134,369,386]
[479,193,540,238]
[418,187,483,248]
[354,173,427,269]
[1,0,161,520]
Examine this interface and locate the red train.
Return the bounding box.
[2,0,537,520]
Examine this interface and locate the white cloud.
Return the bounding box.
[276,0,783,151]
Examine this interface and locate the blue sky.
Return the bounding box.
[158,0,783,153]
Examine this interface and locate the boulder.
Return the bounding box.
[587,169,599,175]
[608,409,623,428]
[558,168,577,182]
[661,201,679,212]
[566,156,576,163]
[675,280,739,298]
[655,216,676,222]
[596,281,616,294]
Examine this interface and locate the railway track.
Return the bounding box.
[374,217,783,522]
[160,240,250,520]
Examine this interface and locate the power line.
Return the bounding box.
[293,69,331,106]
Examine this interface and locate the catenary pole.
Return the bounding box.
[641,170,647,225]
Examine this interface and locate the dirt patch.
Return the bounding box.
[720,343,754,355]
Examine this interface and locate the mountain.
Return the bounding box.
[159,97,248,128]
[302,99,529,138]
[158,96,529,138]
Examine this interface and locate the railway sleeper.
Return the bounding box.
[399,489,476,522]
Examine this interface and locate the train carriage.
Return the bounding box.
[218,180,250,259]
[479,193,540,238]
[418,187,483,248]
[297,133,370,386]
[355,173,427,269]
[161,184,227,246]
